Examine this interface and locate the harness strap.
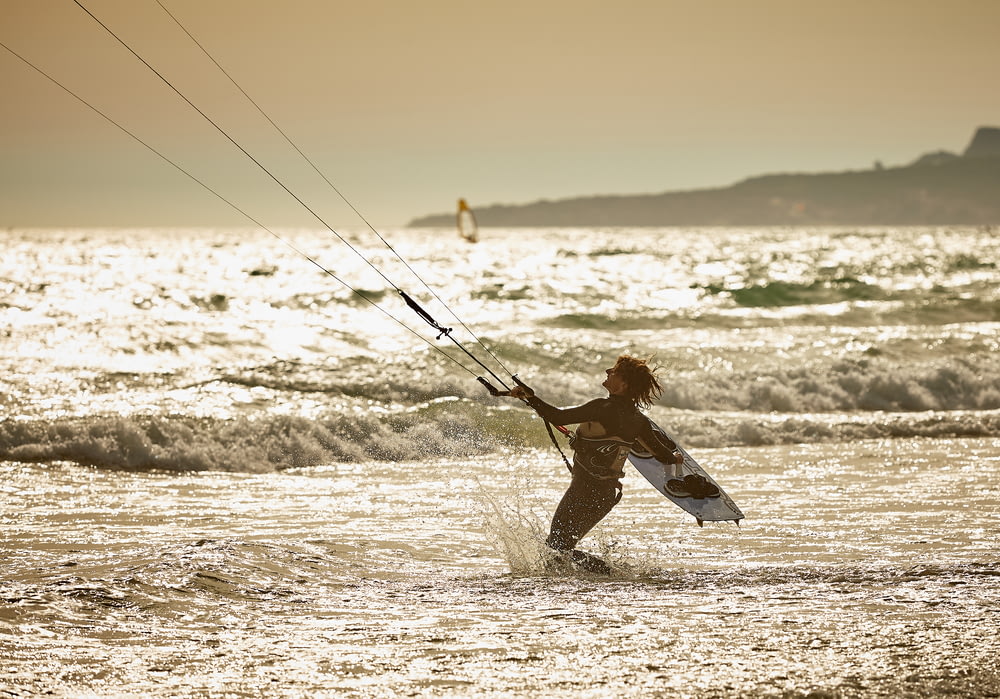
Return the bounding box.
[542,419,573,472]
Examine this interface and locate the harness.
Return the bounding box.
[568,432,633,482]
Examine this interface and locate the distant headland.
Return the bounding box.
[408,126,1000,227]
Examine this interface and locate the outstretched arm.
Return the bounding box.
[526,395,609,427]
[508,385,606,427]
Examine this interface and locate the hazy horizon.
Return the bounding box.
[3,0,999,228]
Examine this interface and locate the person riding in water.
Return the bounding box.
[508,355,698,567]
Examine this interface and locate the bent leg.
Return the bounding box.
[546,475,621,552]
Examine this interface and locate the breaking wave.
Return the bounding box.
[3,405,999,473]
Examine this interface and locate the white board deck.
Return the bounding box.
[627,419,744,525]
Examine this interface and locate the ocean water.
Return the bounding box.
[2,225,999,697]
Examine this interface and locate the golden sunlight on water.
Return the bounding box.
[3,436,999,697]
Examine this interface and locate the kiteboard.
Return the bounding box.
[627,419,744,526]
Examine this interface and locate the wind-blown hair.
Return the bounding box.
[614,355,662,409]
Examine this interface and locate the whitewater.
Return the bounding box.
[2,224,999,697]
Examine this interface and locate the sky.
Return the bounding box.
[2,0,999,228]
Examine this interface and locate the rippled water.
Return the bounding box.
[3,226,1000,696]
[4,438,1000,697]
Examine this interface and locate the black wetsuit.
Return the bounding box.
[524,393,677,552]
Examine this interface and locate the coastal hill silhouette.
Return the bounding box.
[409,127,1000,227]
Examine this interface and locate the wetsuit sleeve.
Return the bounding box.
[523,396,610,427]
[635,417,679,462]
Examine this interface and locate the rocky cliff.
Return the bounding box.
[964,126,1000,158]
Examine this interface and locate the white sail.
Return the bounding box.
[457,198,478,243]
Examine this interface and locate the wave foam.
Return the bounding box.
[3,404,999,472]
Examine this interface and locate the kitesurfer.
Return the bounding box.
[508,355,691,570]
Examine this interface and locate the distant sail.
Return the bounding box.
[457,198,478,243]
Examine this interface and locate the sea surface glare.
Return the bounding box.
[2,226,999,697]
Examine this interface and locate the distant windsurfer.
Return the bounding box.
[507,355,698,572]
